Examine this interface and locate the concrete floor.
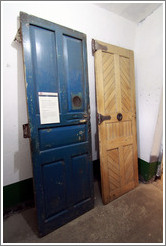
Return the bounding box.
[3,179,163,243]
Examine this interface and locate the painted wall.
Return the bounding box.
[2,2,137,186]
[150,89,163,162]
[134,5,163,163]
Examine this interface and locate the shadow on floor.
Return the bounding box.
[21,207,38,236]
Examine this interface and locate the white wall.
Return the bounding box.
[150,89,163,161]
[2,2,137,186]
[134,5,163,163]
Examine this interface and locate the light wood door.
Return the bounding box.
[94,40,138,205]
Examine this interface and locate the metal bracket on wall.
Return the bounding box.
[14,27,22,43]
[92,39,108,55]
[23,123,30,138]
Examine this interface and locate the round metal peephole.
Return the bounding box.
[72,96,82,107]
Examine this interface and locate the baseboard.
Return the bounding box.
[138,158,158,182]
[3,178,34,212]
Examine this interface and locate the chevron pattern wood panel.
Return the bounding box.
[102,52,117,114]
[120,56,132,112]
[107,148,121,192]
[106,121,132,140]
[124,145,134,184]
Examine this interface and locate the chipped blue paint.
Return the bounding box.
[20,12,94,237]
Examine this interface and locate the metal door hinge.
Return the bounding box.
[23,123,30,138]
[92,39,108,55]
[97,113,111,125]
[83,114,88,118]
[14,27,22,43]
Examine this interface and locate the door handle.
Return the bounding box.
[117,113,123,121]
[97,113,111,125]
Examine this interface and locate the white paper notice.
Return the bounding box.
[39,93,60,124]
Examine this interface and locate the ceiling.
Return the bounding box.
[95,3,162,23]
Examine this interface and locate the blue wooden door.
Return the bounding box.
[20,12,94,236]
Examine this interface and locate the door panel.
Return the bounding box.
[42,160,66,218]
[102,52,117,114]
[20,12,94,236]
[94,40,138,205]
[38,124,87,150]
[72,154,91,203]
[63,35,84,112]
[107,148,121,192]
[30,25,58,93]
[120,56,132,112]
